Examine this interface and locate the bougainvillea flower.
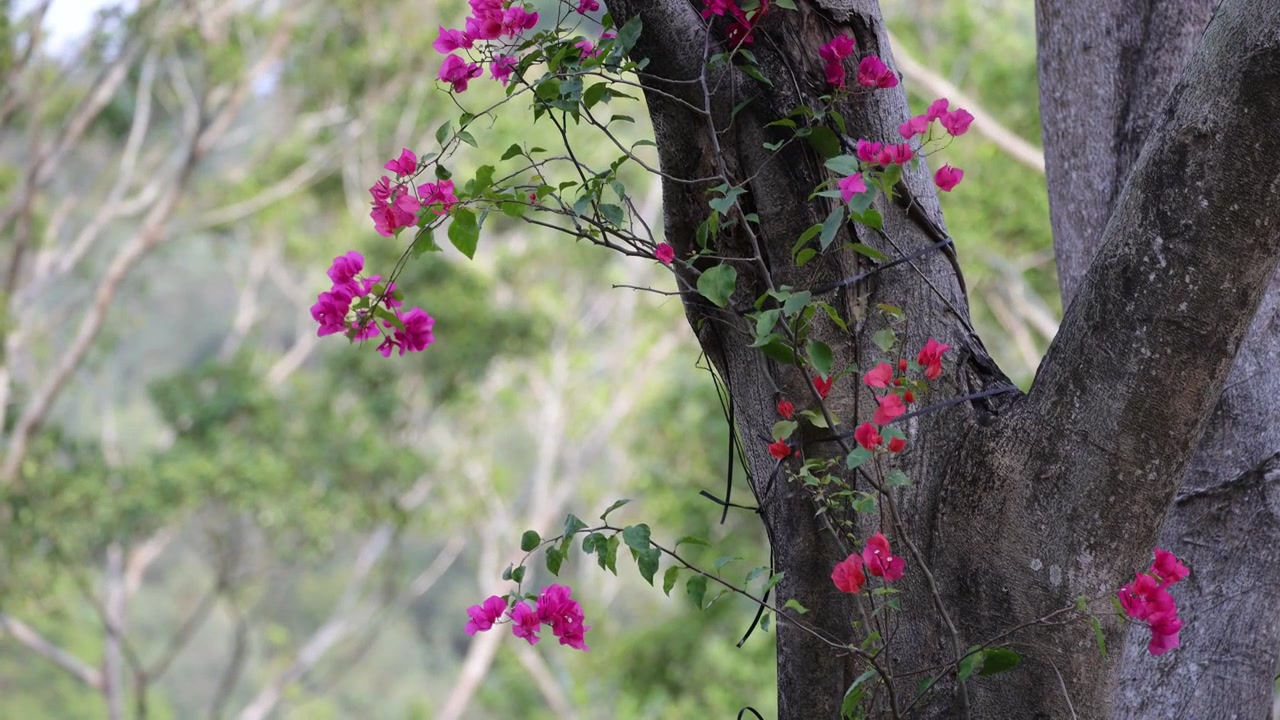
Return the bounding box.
[917,338,950,379]
[861,532,905,581]
[873,392,906,425]
[433,26,473,54]
[888,436,906,453]
[655,242,675,265]
[777,399,794,419]
[508,601,542,645]
[926,97,950,121]
[384,148,417,176]
[465,595,507,635]
[1152,547,1190,585]
[856,139,883,163]
[831,553,867,594]
[577,0,600,13]
[768,440,791,460]
[856,56,898,88]
[854,422,882,450]
[863,362,894,388]
[490,55,518,85]
[898,114,930,139]
[940,108,975,136]
[813,375,834,398]
[438,54,483,93]
[934,164,965,192]
[838,172,868,203]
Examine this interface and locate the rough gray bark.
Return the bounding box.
[604,0,1280,716]
[1037,2,1280,717]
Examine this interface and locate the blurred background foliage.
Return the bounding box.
[0,0,1049,717]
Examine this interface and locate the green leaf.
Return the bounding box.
[600,498,630,521]
[675,535,710,549]
[819,205,845,250]
[762,572,785,593]
[435,120,452,145]
[563,514,587,539]
[520,530,541,552]
[841,670,877,720]
[599,203,625,226]
[783,598,808,614]
[798,409,832,428]
[502,564,513,581]
[745,566,770,584]
[824,155,862,176]
[782,290,812,316]
[511,565,526,583]
[775,0,797,8]
[796,248,818,266]
[872,327,897,353]
[546,547,564,576]
[708,187,745,215]
[852,493,876,513]
[714,556,739,572]
[814,301,848,331]
[501,143,523,161]
[663,566,680,596]
[771,420,798,441]
[886,469,911,487]
[582,82,611,109]
[758,339,797,364]
[806,125,841,159]
[603,535,620,574]
[957,647,983,681]
[1088,613,1107,657]
[697,264,738,308]
[846,243,887,261]
[447,207,480,259]
[622,523,652,552]
[637,547,661,585]
[411,227,440,257]
[741,63,773,86]
[846,447,872,469]
[617,14,643,52]
[754,308,782,340]
[686,575,708,608]
[807,339,834,378]
[978,648,1022,676]
[852,208,883,230]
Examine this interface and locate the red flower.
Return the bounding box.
[887,436,905,453]
[861,532,905,581]
[863,362,893,389]
[768,440,791,460]
[813,375,834,399]
[904,390,915,404]
[854,422,882,450]
[917,338,950,380]
[897,359,908,372]
[873,392,906,425]
[776,399,794,419]
[831,553,866,594]
[655,242,675,265]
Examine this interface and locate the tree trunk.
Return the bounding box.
[604,0,1280,716]
[1036,1,1280,716]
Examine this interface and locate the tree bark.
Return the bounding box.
[604,0,1280,716]
[1036,2,1280,716]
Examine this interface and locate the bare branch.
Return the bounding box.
[0,613,104,690]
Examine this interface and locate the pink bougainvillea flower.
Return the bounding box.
[490,55,518,85]
[575,39,598,59]
[856,56,898,88]
[862,532,905,581]
[508,601,542,645]
[854,422,883,451]
[888,436,906,453]
[438,54,483,93]
[863,361,894,389]
[327,251,364,287]
[898,114,930,139]
[903,390,915,403]
[370,189,420,237]
[856,139,883,163]
[917,338,950,379]
[311,288,354,337]
[813,375,834,399]
[1146,610,1183,656]
[501,6,538,36]
[777,399,794,419]
[819,35,856,88]
[831,553,867,594]
[877,142,914,166]
[577,0,600,13]
[369,176,392,203]
[1152,547,1190,585]
[433,26,473,54]
[655,242,675,265]
[384,148,417,177]
[934,164,964,192]
[838,172,868,203]
[536,585,591,651]
[420,179,458,215]
[898,358,908,372]
[873,392,906,425]
[465,595,507,635]
[940,108,975,136]
[926,97,950,121]
[768,440,791,460]
[701,0,734,17]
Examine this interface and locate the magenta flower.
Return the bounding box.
[577,0,600,13]
[940,108,974,136]
[862,361,894,388]
[856,56,898,88]
[575,39,598,59]
[438,54,483,93]
[311,288,353,337]
[384,148,417,177]
[877,142,914,166]
[433,26,473,54]
[420,179,458,215]
[1152,547,1190,585]
[861,532,906,581]
[916,338,950,379]
[465,595,507,635]
[501,6,538,36]
[508,602,542,646]
[537,585,591,651]
[856,139,883,163]
[819,35,855,88]
[327,251,364,287]
[898,114,930,139]
[655,242,675,265]
[701,0,733,17]
[369,176,392,203]
[490,55,517,85]
[854,422,883,451]
[934,164,964,192]
[838,172,867,203]
[926,97,950,121]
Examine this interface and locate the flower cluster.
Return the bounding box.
[466,584,591,651]
[831,532,906,593]
[370,148,457,237]
[854,338,949,452]
[432,0,540,92]
[701,0,770,46]
[311,251,436,357]
[895,97,972,192]
[818,35,856,88]
[1118,548,1190,656]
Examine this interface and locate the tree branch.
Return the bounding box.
[0,613,104,690]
